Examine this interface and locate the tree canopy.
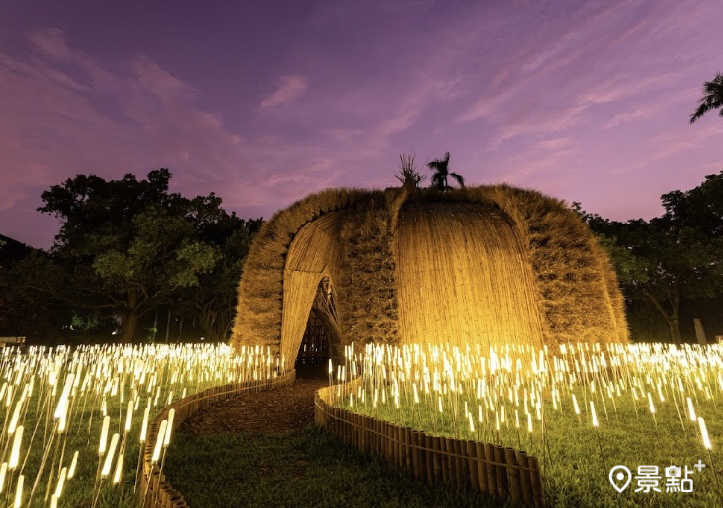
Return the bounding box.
[30,169,259,343]
[577,171,723,343]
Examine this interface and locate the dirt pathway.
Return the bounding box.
[179,364,328,435]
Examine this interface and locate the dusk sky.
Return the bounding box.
[1,0,722,249]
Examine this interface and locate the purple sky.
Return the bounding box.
[1,0,722,249]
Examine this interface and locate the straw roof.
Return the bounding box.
[230,185,628,362]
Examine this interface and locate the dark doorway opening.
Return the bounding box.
[295,310,332,379]
[295,276,340,379]
[297,310,330,365]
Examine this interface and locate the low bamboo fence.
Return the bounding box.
[139,370,297,508]
[315,379,545,507]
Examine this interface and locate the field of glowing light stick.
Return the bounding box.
[331,342,723,507]
[0,343,280,508]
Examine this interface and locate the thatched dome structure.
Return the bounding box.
[230,186,628,365]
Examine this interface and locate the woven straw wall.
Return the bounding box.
[395,202,544,350]
[456,185,629,347]
[337,192,401,347]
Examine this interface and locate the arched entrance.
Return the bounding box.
[279,212,344,368]
[295,276,340,367]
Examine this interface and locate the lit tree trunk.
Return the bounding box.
[667,315,682,345]
[119,311,139,344]
[178,316,184,342]
[119,288,141,343]
[644,287,681,345]
[198,300,234,342]
[200,310,217,341]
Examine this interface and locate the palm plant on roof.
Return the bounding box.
[427,152,464,190]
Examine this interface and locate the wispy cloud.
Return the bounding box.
[130,55,197,101]
[1,0,722,247]
[0,31,334,242]
[28,28,76,62]
[615,123,723,175]
[603,108,650,129]
[453,0,705,160]
[258,75,307,110]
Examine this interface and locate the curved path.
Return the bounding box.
[179,364,327,435]
[166,363,498,508]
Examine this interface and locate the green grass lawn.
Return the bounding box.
[164,425,501,508]
[3,342,721,507]
[344,391,723,507]
[333,343,723,507]
[0,378,155,508]
[534,390,722,507]
[0,343,276,507]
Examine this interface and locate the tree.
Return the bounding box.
[38,170,235,343]
[0,240,74,342]
[659,171,723,236]
[690,72,723,123]
[180,216,262,341]
[426,152,464,190]
[614,219,723,344]
[0,234,31,265]
[576,172,723,344]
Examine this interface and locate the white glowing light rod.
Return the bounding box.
[0,462,7,494]
[54,373,75,419]
[140,406,151,443]
[8,425,23,470]
[54,467,67,498]
[98,416,111,456]
[164,408,175,446]
[101,433,120,477]
[67,451,79,479]
[14,474,23,508]
[152,420,168,463]
[698,417,712,450]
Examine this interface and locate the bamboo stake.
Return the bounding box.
[455,439,469,490]
[494,445,509,501]
[476,441,489,495]
[516,450,534,507]
[505,447,522,506]
[432,436,442,482]
[411,431,421,479]
[483,443,497,498]
[528,455,544,507]
[425,434,434,483]
[439,437,449,484]
[466,441,479,491]
[403,427,413,472]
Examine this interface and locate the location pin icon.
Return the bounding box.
[609,466,632,493]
